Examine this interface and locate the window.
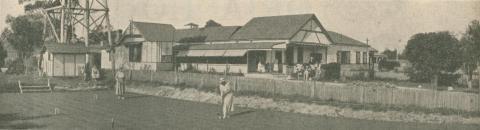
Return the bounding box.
[129,44,142,62]
[159,42,173,62]
[297,47,303,63]
[362,52,367,64]
[337,51,350,64]
[356,51,361,64]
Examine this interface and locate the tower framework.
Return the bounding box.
[42,0,112,46]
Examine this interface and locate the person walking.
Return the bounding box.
[115,67,126,100]
[218,78,234,119]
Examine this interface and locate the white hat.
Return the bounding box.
[220,78,225,81]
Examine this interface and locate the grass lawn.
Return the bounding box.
[1,91,478,129]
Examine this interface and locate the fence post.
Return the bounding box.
[150,70,153,82]
[272,79,276,98]
[311,80,316,98]
[174,70,178,85]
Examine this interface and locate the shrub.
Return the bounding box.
[6,59,25,75]
[438,73,461,86]
[321,63,341,80]
[378,60,400,71]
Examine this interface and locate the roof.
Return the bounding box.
[174,26,240,42]
[231,14,315,40]
[188,42,283,50]
[44,43,106,54]
[327,31,368,47]
[131,21,175,42]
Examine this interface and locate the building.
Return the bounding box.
[114,14,377,77]
[113,21,175,71]
[40,43,105,76]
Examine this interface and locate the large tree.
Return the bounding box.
[381,49,398,60]
[404,31,462,86]
[460,20,480,89]
[4,14,44,59]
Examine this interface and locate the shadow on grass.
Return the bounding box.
[230,110,256,117]
[0,113,50,129]
[124,93,151,99]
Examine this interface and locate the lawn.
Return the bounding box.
[0,91,479,129]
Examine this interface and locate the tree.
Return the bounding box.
[0,41,7,67]
[460,20,480,89]
[205,20,222,28]
[5,14,44,59]
[381,49,398,60]
[4,14,45,74]
[404,31,462,86]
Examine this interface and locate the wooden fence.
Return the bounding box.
[126,70,480,112]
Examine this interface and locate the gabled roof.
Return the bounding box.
[131,21,175,42]
[231,14,315,40]
[203,26,241,41]
[174,26,240,42]
[327,31,368,47]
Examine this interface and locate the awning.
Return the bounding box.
[186,50,206,57]
[272,43,287,49]
[224,50,248,57]
[188,42,284,50]
[203,50,226,57]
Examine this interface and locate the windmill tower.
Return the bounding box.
[41,0,113,46]
[37,0,115,77]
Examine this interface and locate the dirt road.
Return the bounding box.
[0,91,478,130]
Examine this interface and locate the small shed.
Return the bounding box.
[40,43,105,77]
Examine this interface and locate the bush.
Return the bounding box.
[6,59,25,75]
[378,60,400,71]
[321,63,341,80]
[438,73,461,86]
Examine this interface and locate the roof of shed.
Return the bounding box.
[231,14,315,40]
[132,21,175,42]
[44,43,106,53]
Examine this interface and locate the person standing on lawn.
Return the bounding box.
[91,65,100,86]
[115,67,126,100]
[218,78,234,119]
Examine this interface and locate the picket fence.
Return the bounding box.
[124,70,480,112]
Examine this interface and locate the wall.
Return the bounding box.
[101,50,112,69]
[114,41,173,71]
[113,44,157,71]
[327,45,372,64]
[45,53,85,77]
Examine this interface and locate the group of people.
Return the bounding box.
[294,63,322,80]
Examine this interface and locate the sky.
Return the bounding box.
[1,0,479,52]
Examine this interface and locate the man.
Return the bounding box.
[218,78,234,119]
[115,67,126,100]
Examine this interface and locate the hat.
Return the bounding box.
[220,78,225,81]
